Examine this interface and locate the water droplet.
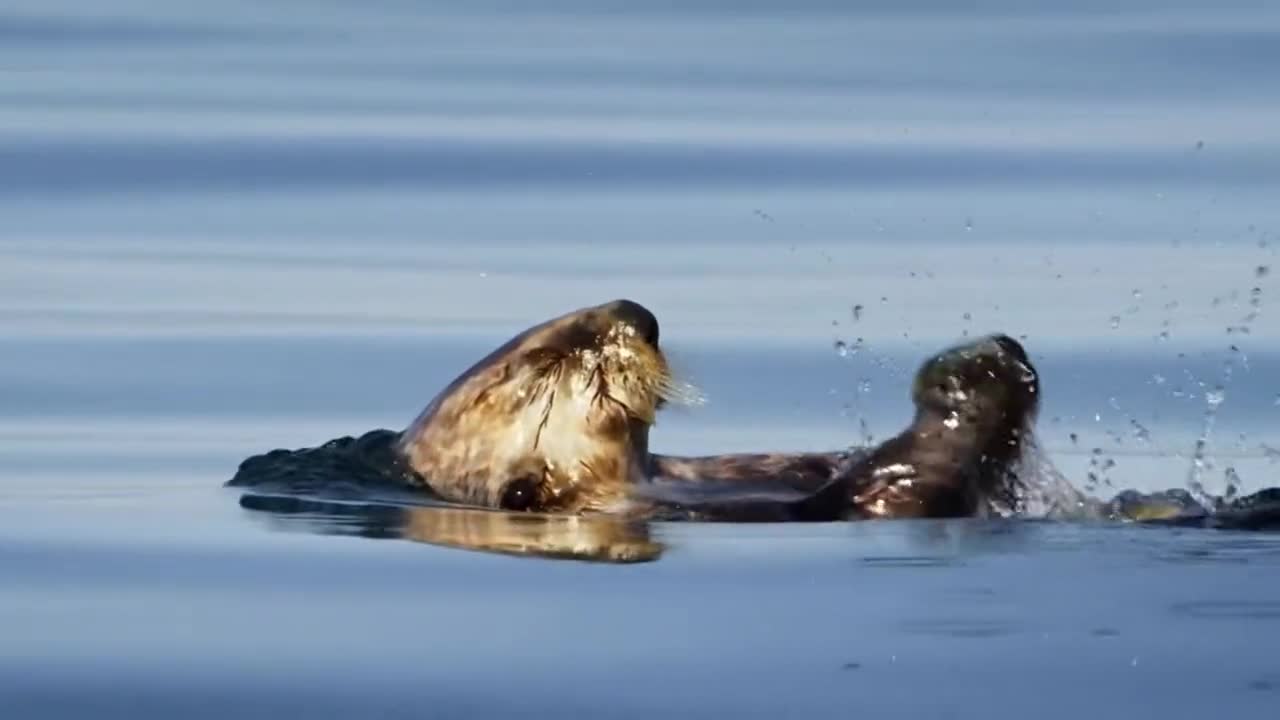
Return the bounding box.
[834,340,849,357]
[1132,289,1143,300]
[1195,140,1205,151]
[1257,265,1270,279]
[964,217,974,231]
[1152,373,1166,385]
[852,304,863,321]
[880,296,888,304]
[962,312,972,321]
[1157,331,1170,341]
[1109,316,1121,329]
[1224,467,1241,500]
[1069,432,1079,446]
[1130,419,1151,444]
[1206,387,1226,407]
[859,418,874,445]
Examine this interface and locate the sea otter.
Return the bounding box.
[229,298,1043,522]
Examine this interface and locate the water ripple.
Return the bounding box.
[2,138,1271,197]
[1169,600,1280,620]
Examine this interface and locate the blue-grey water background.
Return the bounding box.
[3,1,1280,717]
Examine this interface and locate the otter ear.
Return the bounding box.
[499,474,544,512]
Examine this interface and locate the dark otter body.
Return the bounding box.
[227,299,1280,533]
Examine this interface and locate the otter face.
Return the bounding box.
[910,333,1040,430]
[397,299,700,514]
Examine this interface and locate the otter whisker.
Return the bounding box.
[656,375,707,408]
[533,388,555,450]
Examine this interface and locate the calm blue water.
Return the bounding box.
[3,2,1280,717]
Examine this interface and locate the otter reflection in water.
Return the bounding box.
[228,298,1280,543]
[237,493,663,564]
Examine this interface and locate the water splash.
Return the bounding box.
[1085,447,1117,492]
[1187,383,1226,505]
[1263,444,1280,463]
[1223,466,1241,503]
[1129,418,1152,444]
[1177,261,1265,505]
[833,337,864,358]
[1009,436,1102,520]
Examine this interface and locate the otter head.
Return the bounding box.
[907,333,1041,511]
[397,299,700,514]
[911,333,1040,433]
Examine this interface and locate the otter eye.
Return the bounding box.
[500,476,542,512]
[643,322,659,347]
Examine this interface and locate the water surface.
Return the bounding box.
[2,1,1279,717]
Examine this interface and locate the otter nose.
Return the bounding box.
[608,299,660,347]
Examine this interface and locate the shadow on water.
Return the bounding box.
[236,492,665,564]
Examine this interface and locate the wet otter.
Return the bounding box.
[637,332,1041,521]
[393,299,688,515]
[229,298,1042,523]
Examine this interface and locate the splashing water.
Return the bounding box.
[1129,419,1152,444]
[1263,444,1280,463]
[1006,436,1102,520]
[1187,384,1227,505]
[833,337,865,358]
[1223,466,1242,503]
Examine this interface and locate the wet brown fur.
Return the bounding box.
[397,299,672,513]
[839,334,1040,519]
